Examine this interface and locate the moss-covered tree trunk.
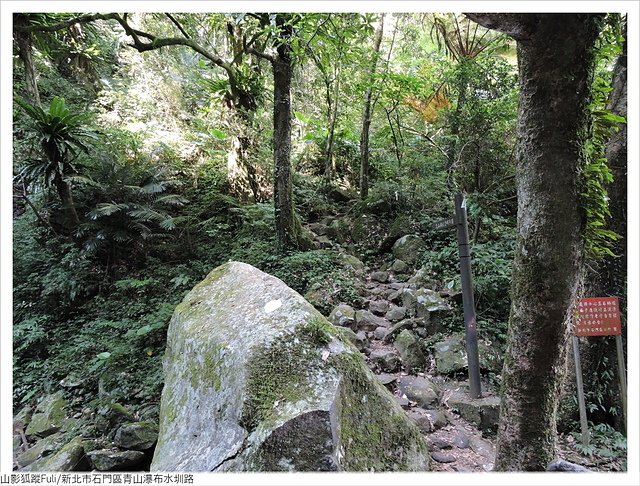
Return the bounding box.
[359,13,384,199]
[466,13,603,471]
[14,14,41,106]
[272,14,298,252]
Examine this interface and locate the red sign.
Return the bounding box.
[574,297,622,336]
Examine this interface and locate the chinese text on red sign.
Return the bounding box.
[574,297,621,337]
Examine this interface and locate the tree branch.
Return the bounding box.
[165,13,190,39]
[247,46,274,63]
[464,13,536,41]
[14,13,121,32]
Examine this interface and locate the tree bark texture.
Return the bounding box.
[272,15,298,252]
[359,13,384,199]
[14,14,41,106]
[468,13,603,471]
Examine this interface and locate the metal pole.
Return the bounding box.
[454,192,482,399]
[572,335,590,447]
[615,334,627,433]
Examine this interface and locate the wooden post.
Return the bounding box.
[454,193,482,399]
[572,335,590,446]
[615,334,627,432]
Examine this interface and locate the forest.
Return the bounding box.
[7,9,630,477]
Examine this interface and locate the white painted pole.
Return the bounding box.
[572,335,590,446]
[615,334,627,433]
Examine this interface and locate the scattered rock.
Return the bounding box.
[22,436,87,472]
[391,259,409,273]
[406,410,432,433]
[369,349,401,372]
[15,432,68,468]
[384,305,407,322]
[370,271,390,283]
[373,326,388,340]
[401,288,451,322]
[433,334,468,374]
[87,449,146,471]
[392,235,426,264]
[315,235,333,249]
[375,373,397,387]
[369,300,390,315]
[395,396,410,409]
[151,262,430,472]
[94,402,136,436]
[25,392,68,438]
[383,318,424,344]
[397,376,439,408]
[340,253,365,273]
[355,309,390,332]
[308,223,327,236]
[114,422,158,451]
[393,330,426,373]
[452,431,471,449]
[469,436,495,459]
[423,409,448,430]
[428,437,452,450]
[328,304,357,331]
[446,389,501,436]
[431,451,456,463]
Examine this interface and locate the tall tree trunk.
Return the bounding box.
[14,14,41,106]
[467,13,603,471]
[359,13,384,199]
[324,70,340,184]
[53,172,80,228]
[272,14,298,252]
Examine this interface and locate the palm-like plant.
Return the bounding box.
[16,96,96,228]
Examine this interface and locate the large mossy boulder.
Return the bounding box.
[151,262,430,472]
[392,235,426,264]
[25,391,68,438]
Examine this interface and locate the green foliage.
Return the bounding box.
[571,423,626,468]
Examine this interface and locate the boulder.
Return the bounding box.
[334,327,367,352]
[22,436,87,471]
[369,300,390,315]
[373,326,388,340]
[328,304,357,331]
[401,288,451,323]
[392,235,426,264]
[423,409,448,430]
[406,410,432,433]
[355,310,390,332]
[393,330,426,373]
[369,349,401,372]
[87,449,146,471]
[447,390,501,436]
[434,335,468,374]
[391,259,409,274]
[370,271,390,283]
[15,432,67,468]
[383,318,424,344]
[397,376,440,408]
[151,262,430,472]
[385,305,407,322]
[340,253,365,273]
[94,402,136,436]
[25,391,68,438]
[114,422,158,451]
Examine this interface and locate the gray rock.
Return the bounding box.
[370,271,390,283]
[447,389,501,436]
[87,450,146,471]
[397,376,439,408]
[392,235,426,264]
[373,326,388,340]
[375,373,397,387]
[383,318,423,344]
[315,235,333,249]
[406,410,432,433]
[151,262,430,472]
[395,397,410,409]
[393,330,426,373]
[423,409,448,430]
[433,334,468,374]
[25,392,68,438]
[452,431,470,449]
[328,304,357,331]
[431,451,456,463]
[22,436,86,472]
[385,305,407,322]
[94,402,136,436]
[16,432,68,467]
[308,223,328,236]
[428,437,452,450]
[369,300,390,315]
[391,259,409,273]
[547,459,591,472]
[369,349,401,372]
[355,309,390,332]
[469,436,495,459]
[114,422,158,451]
[401,288,451,321]
[340,254,365,273]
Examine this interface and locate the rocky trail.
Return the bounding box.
[331,261,499,472]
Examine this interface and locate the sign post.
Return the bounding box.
[432,193,481,399]
[573,296,626,445]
